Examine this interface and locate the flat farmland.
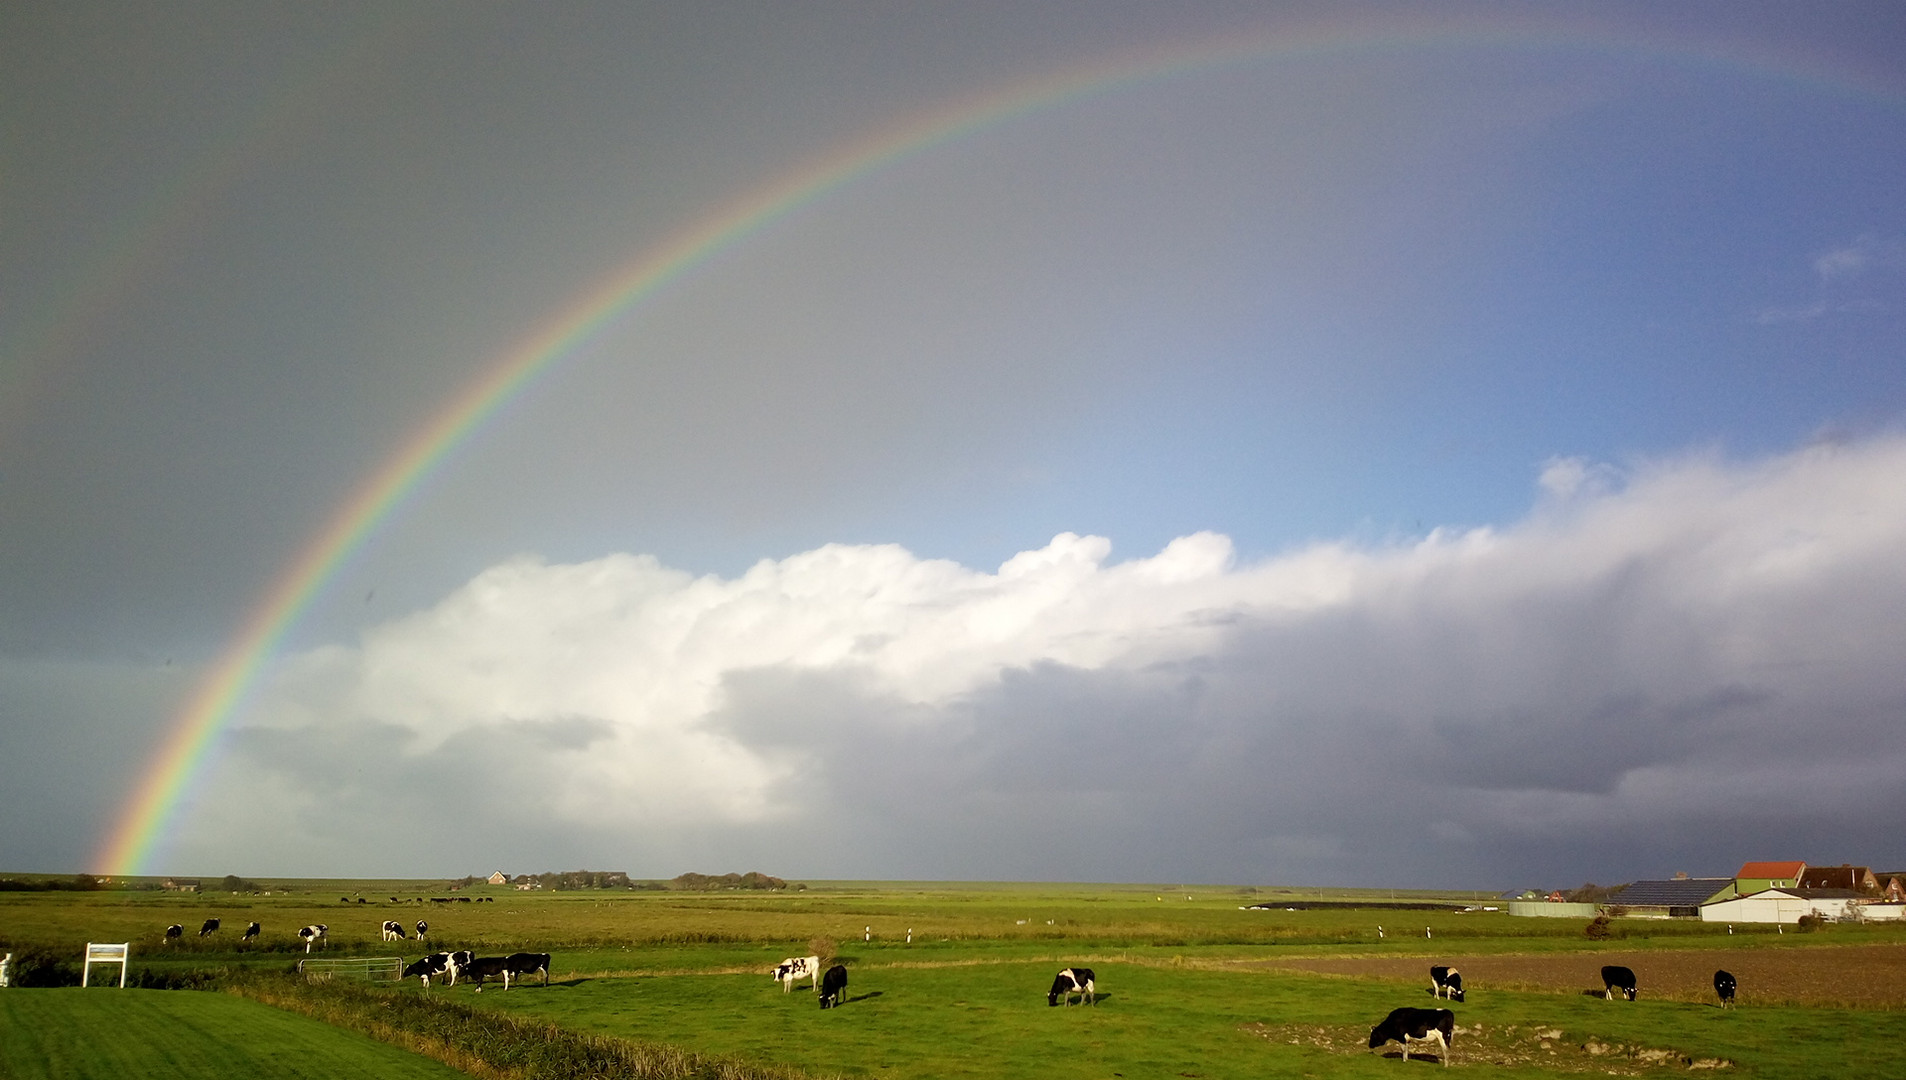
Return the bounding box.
[6,881,1906,1079]
[1254,942,1906,1008]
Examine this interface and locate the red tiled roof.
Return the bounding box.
[1736,860,1806,879]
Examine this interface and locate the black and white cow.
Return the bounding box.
[298,924,328,953]
[381,920,408,941]
[1048,967,1096,1006]
[504,952,551,987]
[164,924,183,945]
[819,964,848,1009]
[415,920,428,941]
[1714,969,1736,1008]
[1368,1007,1455,1066]
[1602,965,1638,1001]
[242,921,260,943]
[199,918,220,937]
[403,952,461,987]
[1429,965,1465,1002]
[772,955,821,992]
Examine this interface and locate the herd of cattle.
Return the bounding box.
[1367,962,1741,1066]
[400,949,551,992]
[155,918,1747,1058]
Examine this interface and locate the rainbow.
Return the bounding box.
[93,17,1902,874]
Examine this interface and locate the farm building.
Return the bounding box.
[1799,864,1879,892]
[1700,887,1862,924]
[1732,860,1806,894]
[1605,878,1732,918]
[487,871,508,885]
[1508,901,1599,918]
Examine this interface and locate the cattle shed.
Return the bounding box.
[1700,887,1862,924]
[1606,878,1733,918]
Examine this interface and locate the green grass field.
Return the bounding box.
[4,879,1903,1078]
[0,987,467,1080]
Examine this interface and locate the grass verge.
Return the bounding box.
[226,977,826,1080]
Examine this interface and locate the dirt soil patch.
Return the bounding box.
[1252,943,1906,1008]
[1243,1021,1735,1074]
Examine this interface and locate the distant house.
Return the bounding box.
[1606,878,1732,918]
[1733,860,1807,895]
[487,871,508,885]
[161,878,200,893]
[1498,888,1542,901]
[1700,887,1860,924]
[1545,890,1567,903]
[1881,875,1906,903]
[1799,865,1879,893]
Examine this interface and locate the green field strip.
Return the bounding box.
[0,988,468,1080]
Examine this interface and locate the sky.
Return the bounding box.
[2,1,1904,889]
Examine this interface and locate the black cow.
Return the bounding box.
[199,918,220,937]
[242,921,260,943]
[164,924,183,945]
[1714,969,1736,1008]
[1048,967,1096,1006]
[462,955,512,992]
[1368,1006,1455,1066]
[403,952,460,987]
[504,952,551,987]
[819,964,848,1009]
[1429,965,1465,1002]
[1602,964,1638,1001]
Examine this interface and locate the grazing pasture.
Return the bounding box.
[4,879,1905,1078]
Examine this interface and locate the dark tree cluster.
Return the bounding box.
[668,871,790,891]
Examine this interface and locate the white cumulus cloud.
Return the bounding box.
[179,436,1906,884]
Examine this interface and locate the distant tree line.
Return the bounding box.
[445,869,796,890]
[668,871,792,891]
[0,874,104,892]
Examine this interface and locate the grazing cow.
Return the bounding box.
[297,924,328,953]
[381,920,408,941]
[446,950,473,985]
[199,918,220,937]
[1429,965,1465,1002]
[403,952,461,987]
[462,955,512,992]
[415,920,428,941]
[1602,965,1638,1001]
[242,922,260,943]
[1048,967,1097,1006]
[773,955,822,992]
[164,924,183,945]
[1714,969,1736,1008]
[1368,1007,1455,1066]
[819,964,848,1009]
[504,952,551,987]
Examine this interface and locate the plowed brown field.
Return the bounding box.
[1254,943,1906,1008]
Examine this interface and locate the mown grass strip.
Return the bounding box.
[227,978,827,1080]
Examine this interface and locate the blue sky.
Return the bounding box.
[2,2,1903,885]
